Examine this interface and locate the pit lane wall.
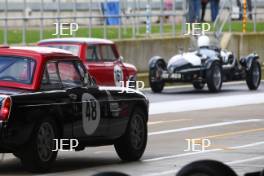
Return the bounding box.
[114,33,264,72]
[222,32,264,65]
[114,36,191,72]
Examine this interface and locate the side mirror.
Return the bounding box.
[119,56,124,62]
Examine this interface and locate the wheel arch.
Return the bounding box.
[131,101,149,122]
[25,106,64,142]
[148,56,167,69]
[205,59,221,70]
[242,53,260,71]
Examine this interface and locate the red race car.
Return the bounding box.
[38,38,137,87]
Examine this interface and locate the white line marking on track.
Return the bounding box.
[142,169,179,176]
[148,119,263,136]
[148,119,190,125]
[150,93,264,115]
[143,141,264,162]
[229,141,264,150]
[143,80,264,91]
[142,155,264,176]
[227,156,264,165]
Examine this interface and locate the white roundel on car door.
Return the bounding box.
[82,93,101,135]
[114,65,124,87]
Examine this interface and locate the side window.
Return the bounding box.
[86,45,101,61]
[75,61,96,87]
[100,45,117,61]
[46,62,60,84]
[58,62,82,87]
[41,62,61,90]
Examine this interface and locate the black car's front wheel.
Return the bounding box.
[20,118,59,173]
[246,60,261,90]
[149,60,166,93]
[114,108,147,161]
[206,63,223,93]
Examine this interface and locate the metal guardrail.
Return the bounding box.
[0,0,263,45]
[213,0,262,37]
[1,0,186,44]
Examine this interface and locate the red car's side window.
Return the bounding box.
[86,44,117,62]
[58,62,82,87]
[86,45,101,61]
[100,45,117,61]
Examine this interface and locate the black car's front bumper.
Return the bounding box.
[161,67,206,82]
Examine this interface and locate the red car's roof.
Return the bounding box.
[0,46,77,60]
[38,37,114,45]
[0,46,79,91]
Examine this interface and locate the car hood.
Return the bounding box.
[167,52,202,70]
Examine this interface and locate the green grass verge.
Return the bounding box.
[1,21,264,44]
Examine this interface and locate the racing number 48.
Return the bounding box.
[86,99,97,121]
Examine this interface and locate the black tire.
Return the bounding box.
[92,172,129,176]
[206,63,223,92]
[246,60,261,90]
[149,60,166,93]
[176,160,238,176]
[114,108,147,161]
[192,82,205,90]
[20,118,59,173]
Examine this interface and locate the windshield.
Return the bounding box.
[0,56,35,84]
[46,44,80,56]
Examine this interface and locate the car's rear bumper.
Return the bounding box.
[0,121,11,152]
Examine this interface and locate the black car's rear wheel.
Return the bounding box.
[20,118,58,173]
[149,60,166,93]
[192,82,205,90]
[114,108,147,161]
[206,63,223,93]
[246,60,261,90]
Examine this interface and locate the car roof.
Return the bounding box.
[38,37,114,45]
[0,46,76,59]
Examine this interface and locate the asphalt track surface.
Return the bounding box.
[0,81,264,176]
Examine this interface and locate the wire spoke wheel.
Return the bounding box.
[213,66,222,89]
[252,63,260,87]
[37,122,55,162]
[130,115,144,150]
[246,61,261,90]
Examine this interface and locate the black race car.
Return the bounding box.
[149,36,261,93]
[0,46,148,172]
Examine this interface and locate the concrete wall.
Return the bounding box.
[115,33,264,72]
[223,33,264,66]
[115,36,191,72]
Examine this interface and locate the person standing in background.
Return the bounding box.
[164,0,173,23]
[236,0,252,20]
[247,0,253,20]
[201,0,209,22]
[210,0,220,22]
[188,0,201,23]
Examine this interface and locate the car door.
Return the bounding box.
[100,44,124,86]
[83,44,107,86]
[56,60,109,139]
[40,61,75,139]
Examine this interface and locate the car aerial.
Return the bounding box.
[148,35,262,93]
[37,38,137,87]
[0,46,148,172]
